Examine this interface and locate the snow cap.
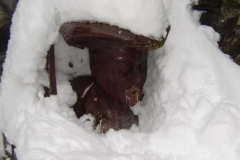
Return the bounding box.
[59,22,170,49]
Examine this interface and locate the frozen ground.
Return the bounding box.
[1,0,240,159]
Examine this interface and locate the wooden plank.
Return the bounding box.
[46,45,57,96]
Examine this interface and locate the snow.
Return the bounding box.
[1,0,240,159]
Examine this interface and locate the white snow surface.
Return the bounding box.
[1,0,240,159]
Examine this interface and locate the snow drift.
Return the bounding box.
[1,0,240,159]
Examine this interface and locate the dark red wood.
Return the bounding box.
[58,22,169,133]
[69,76,94,117]
[69,48,147,133]
[47,45,57,95]
[59,22,169,50]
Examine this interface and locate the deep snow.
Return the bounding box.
[1,0,240,159]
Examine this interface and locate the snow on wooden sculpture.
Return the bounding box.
[59,22,169,133]
[2,0,240,159]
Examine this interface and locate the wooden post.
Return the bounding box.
[45,45,57,96]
